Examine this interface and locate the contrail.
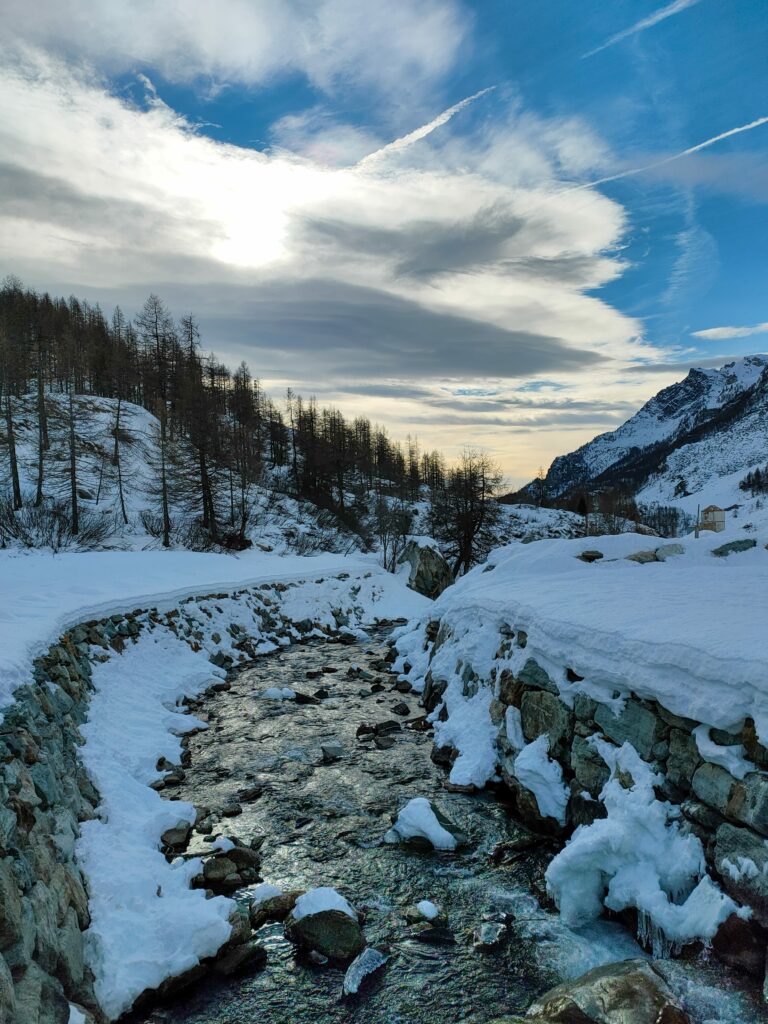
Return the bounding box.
[563,114,768,194]
[356,87,495,170]
[583,0,703,59]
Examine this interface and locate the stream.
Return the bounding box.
[127,628,763,1024]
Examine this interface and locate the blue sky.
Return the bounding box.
[1,0,767,480]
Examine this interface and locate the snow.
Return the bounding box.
[250,882,284,908]
[291,887,357,922]
[416,899,440,920]
[77,633,235,1020]
[692,725,755,780]
[504,706,525,751]
[260,686,297,700]
[68,1007,87,1024]
[0,547,429,711]
[210,836,236,853]
[383,797,458,851]
[513,736,569,825]
[396,527,768,760]
[545,739,741,955]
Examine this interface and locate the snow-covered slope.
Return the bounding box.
[0,393,364,554]
[529,355,768,506]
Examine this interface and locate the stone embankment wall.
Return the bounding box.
[0,578,363,1024]
[416,616,768,981]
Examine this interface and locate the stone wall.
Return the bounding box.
[0,575,373,1023]
[415,616,768,986]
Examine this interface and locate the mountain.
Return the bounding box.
[521,355,768,515]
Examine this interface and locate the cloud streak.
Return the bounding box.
[582,0,703,59]
[566,114,768,192]
[356,87,496,169]
[692,322,768,341]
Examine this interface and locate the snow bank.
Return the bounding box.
[396,528,768,752]
[545,739,741,954]
[0,547,429,711]
[77,633,234,1020]
[416,899,440,920]
[383,797,458,851]
[292,887,357,922]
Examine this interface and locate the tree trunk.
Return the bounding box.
[69,388,79,535]
[160,409,171,548]
[4,394,22,510]
[35,403,45,507]
[114,398,128,525]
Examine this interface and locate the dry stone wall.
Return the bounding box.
[0,576,371,1023]
[413,615,768,987]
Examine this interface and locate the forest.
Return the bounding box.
[0,277,503,573]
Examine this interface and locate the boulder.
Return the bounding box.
[712,539,757,557]
[397,541,453,599]
[213,941,267,977]
[285,909,365,961]
[525,959,690,1024]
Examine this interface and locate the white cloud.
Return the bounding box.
[0,45,672,479]
[692,323,768,341]
[1,0,467,104]
[583,0,703,59]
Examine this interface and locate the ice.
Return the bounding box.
[292,887,357,922]
[545,740,740,954]
[383,797,458,851]
[416,899,440,920]
[342,947,388,996]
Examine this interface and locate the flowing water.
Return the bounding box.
[127,629,763,1024]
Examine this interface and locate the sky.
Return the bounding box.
[1,0,767,484]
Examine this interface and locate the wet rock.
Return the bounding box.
[473,921,507,952]
[370,683,386,694]
[711,913,767,977]
[294,691,320,706]
[525,959,690,1024]
[394,680,412,693]
[374,736,396,750]
[375,721,402,736]
[356,723,375,740]
[313,688,331,699]
[569,735,610,797]
[160,821,191,849]
[213,941,267,977]
[250,890,304,929]
[285,909,365,961]
[391,702,410,717]
[237,784,264,802]
[342,947,388,996]
[409,925,456,945]
[321,743,345,764]
[220,801,243,818]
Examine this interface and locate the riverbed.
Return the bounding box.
[126,629,763,1024]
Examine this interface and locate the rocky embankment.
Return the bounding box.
[400,602,768,1002]
[0,572,403,1024]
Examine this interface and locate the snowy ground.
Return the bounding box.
[0,547,428,709]
[0,546,427,1018]
[396,525,768,760]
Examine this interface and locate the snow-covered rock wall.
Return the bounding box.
[393,529,768,987]
[0,566,426,1022]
